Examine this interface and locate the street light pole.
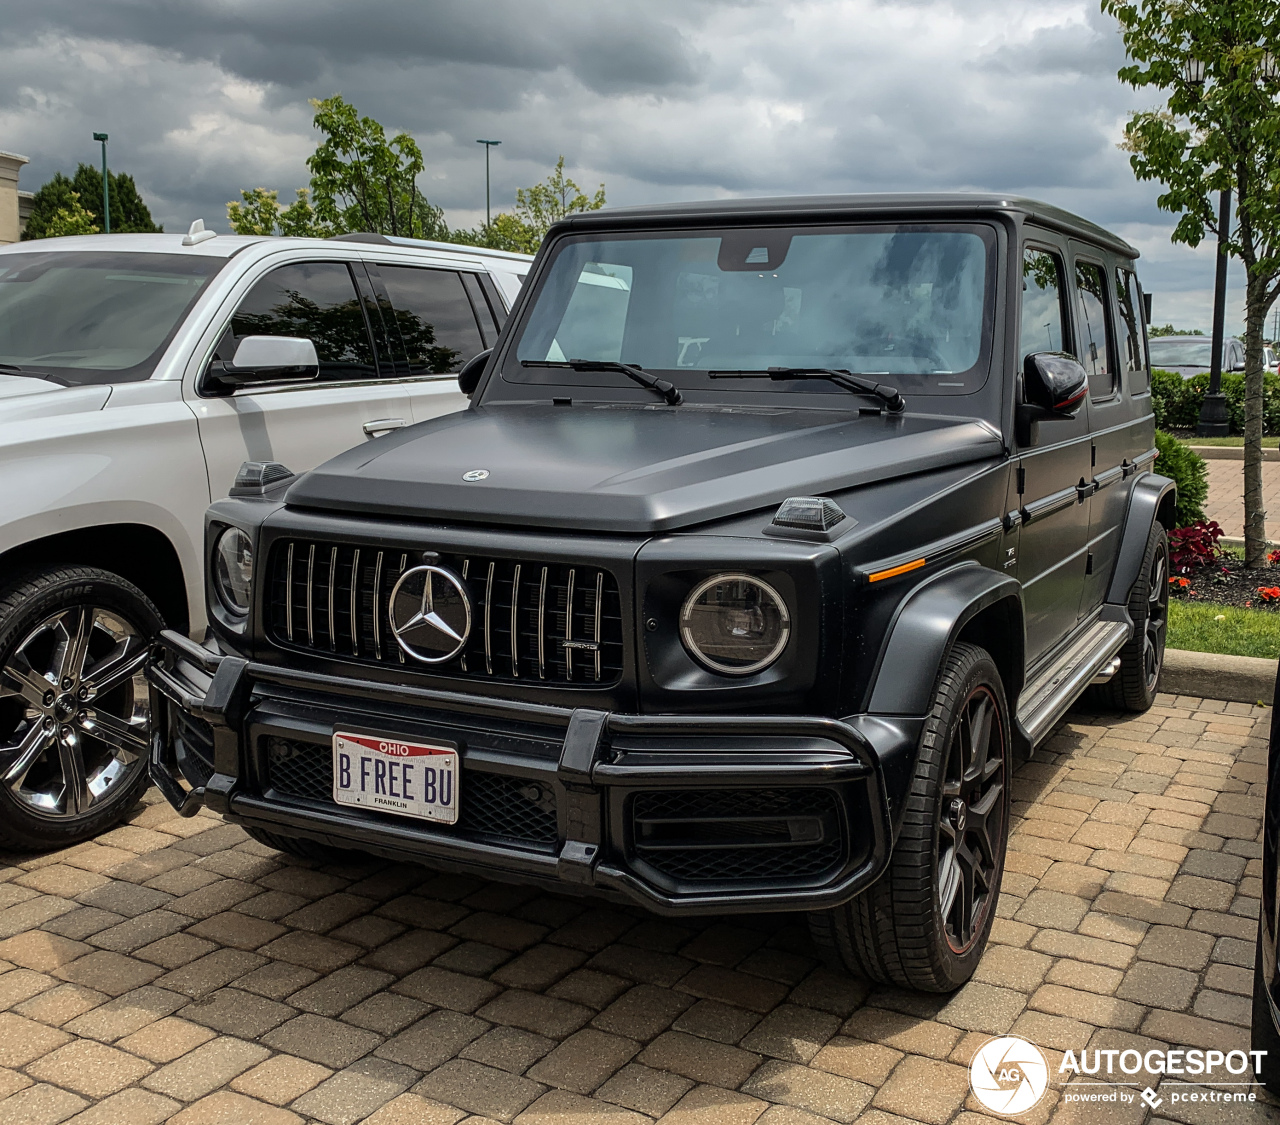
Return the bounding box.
[476,140,501,231]
[1197,187,1232,436]
[92,132,109,234]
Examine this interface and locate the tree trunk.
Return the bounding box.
[1242,291,1267,566]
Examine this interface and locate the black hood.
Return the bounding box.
[286,403,1003,534]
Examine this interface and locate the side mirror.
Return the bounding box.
[1018,351,1088,444]
[205,336,320,394]
[457,348,493,397]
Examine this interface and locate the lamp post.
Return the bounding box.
[92,132,109,234]
[476,140,501,231]
[1181,58,1230,436]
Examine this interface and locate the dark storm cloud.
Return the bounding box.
[0,0,1233,330]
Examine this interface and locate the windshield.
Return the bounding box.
[506,223,996,397]
[0,251,224,385]
[1148,338,1216,367]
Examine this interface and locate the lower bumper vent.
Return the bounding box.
[631,788,844,884]
[264,737,558,850]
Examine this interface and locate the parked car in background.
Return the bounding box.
[0,226,529,850]
[1266,345,1278,374]
[1148,333,1244,378]
[149,194,1172,993]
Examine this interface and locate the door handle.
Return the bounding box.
[363,418,407,438]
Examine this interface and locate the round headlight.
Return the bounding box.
[213,528,253,617]
[679,573,791,675]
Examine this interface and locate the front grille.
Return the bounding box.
[631,788,844,884]
[266,540,624,685]
[265,736,558,849]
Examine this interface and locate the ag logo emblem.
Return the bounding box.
[462,469,489,482]
[969,1036,1050,1116]
[388,565,472,663]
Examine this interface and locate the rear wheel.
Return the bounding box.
[1089,523,1167,712]
[0,567,160,850]
[810,642,1010,991]
[1253,924,1280,1095]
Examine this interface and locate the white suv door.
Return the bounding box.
[189,256,424,497]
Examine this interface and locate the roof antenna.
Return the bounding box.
[182,219,217,247]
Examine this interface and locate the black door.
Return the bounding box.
[1015,242,1092,664]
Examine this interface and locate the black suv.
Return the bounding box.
[147,195,1174,993]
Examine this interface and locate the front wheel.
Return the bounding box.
[0,567,161,850]
[810,642,1010,991]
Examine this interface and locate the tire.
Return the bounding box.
[1253,924,1280,1095]
[810,642,1011,992]
[0,566,162,850]
[243,825,354,862]
[1088,523,1167,712]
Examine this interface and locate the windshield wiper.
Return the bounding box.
[521,359,682,406]
[708,367,905,413]
[0,363,65,384]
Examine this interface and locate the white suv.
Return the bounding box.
[0,227,528,849]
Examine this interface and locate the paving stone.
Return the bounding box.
[514,1088,650,1125]
[155,949,265,998]
[786,970,869,1018]
[289,964,395,1017]
[42,907,123,942]
[1044,959,1124,995]
[0,967,55,1010]
[546,969,631,1010]
[592,984,693,1041]
[53,950,162,995]
[180,987,296,1038]
[586,944,695,987]
[26,1038,153,1098]
[433,940,512,976]
[262,1013,382,1068]
[393,965,501,1012]
[230,1054,332,1105]
[166,1089,302,1124]
[292,1056,418,1125]
[1012,890,1091,930]
[360,930,457,974]
[672,998,760,1045]
[739,1004,841,1062]
[810,1037,903,1085]
[596,1063,693,1117]
[677,964,789,1014]
[232,960,320,1000]
[545,909,637,955]
[375,1009,489,1070]
[413,1058,543,1122]
[742,1059,874,1124]
[61,985,185,1043]
[526,1028,639,1094]
[1115,961,1198,1010]
[328,915,406,950]
[0,1082,88,1125]
[0,933,90,973]
[185,913,287,951]
[116,1016,218,1063]
[872,1054,970,1125]
[87,909,189,953]
[376,895,469,931]
[135,934,219,969]
[142,1036,272,1100]
[76,882,172,918]
[461,1026,556,1074]
[1166,875,1235,911]
[638,1030,761,1088]
[13,982,107,1027]
[362,1092,467,1125]
[478,990,593,1038]
[257,931,362,973]
[657,1083,769,1125]
[60,1087,180,1125]
[840,1008,961,1059]
[343,993,430,1036]
[492,946,589,991]
[935,981,1027,1034]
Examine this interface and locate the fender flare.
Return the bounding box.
[866,562,1024,716]
[1106,471,1176,605]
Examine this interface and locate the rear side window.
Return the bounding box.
[1020,248,1068,367]
[222,261,376,382]
[1115,268,1148,393]
[1074,261,1115,400]
[377,266,486,375]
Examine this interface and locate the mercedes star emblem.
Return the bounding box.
[462,469,489,482]
[388,565,473,663]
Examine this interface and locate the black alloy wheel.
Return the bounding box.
[0,567,161,850]
[938,683,1006,954]
[1141,538,1169,694]
[809,642,1011,992]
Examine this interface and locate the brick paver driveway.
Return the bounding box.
[0,695,1276,1125]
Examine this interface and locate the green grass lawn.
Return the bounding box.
[1169,600,1280,659]
[1165,433,1280,447]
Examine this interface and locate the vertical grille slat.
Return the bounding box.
[268,539,623,686]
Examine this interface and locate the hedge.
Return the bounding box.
[1151,367,1280,435]
[1154,430,1207,528]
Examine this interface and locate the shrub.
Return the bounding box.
[1150,367,1280,435]
[1168,519,1226,574]
[1154,429,1208,526]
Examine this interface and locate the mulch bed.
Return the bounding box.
[1170,554,1280,608]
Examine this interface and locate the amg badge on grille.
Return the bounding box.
[388,565,473,662]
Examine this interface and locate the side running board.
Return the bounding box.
[1017,616,1131,745]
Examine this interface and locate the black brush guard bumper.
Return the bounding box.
[146,629,903,916]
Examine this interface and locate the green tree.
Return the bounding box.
[227,187,327,237]
[512,155,606,241]
[1103,0,1280,566]
[1149,324,1206,336]
[306,95,448,239]
[22,165,160,240]
[39,191,99,238]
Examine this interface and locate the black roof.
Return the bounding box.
[555,193,1139,259]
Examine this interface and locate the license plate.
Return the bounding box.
[332,730,459,824]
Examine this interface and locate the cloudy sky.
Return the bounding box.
[0,0,1254,334]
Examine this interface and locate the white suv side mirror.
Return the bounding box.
[206,336,320,394]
